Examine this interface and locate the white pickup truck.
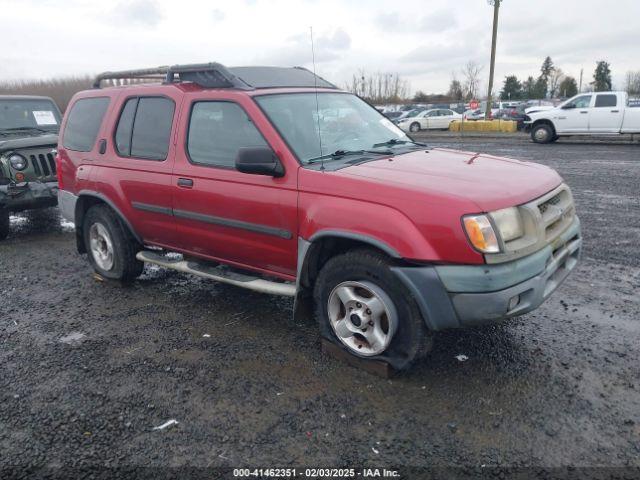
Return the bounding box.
[526,91,640,143]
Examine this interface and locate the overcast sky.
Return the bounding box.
[1,0,639,95]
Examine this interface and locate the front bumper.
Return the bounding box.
[392,216,582,330]
[0,181,58,212]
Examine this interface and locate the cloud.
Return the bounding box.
[373,9,457,34]
[110,0,163,27]
[419,9,457,32]
[212,8,225,22]
[257,28,351,66]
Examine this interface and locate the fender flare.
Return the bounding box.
[307,230,401,258]
[76,190,143,244]
[292,231,402,323]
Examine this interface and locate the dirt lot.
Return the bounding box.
[1,135,639,478]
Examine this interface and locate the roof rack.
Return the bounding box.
[92,62,338,90]
[92,62,250,89]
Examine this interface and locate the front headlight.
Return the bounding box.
[490,207,524,242]
[463,214,500,253]
[9,154,27,171]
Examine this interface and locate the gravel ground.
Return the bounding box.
[1,136,639,478]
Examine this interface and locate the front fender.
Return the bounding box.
[298,191,440,261]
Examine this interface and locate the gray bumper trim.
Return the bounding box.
[58,190,78,223]
[392,217,582,330]
[450,235,581,325]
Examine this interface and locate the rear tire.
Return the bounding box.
[83,204,143,282]
[0,208,9,240]
[531,123,554,144]
[313,249,431,371]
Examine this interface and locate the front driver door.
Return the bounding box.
[171,94,298,279]
[556,94,592,133]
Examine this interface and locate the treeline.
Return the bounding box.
[0,76,94,111]
[346,70,411,104]
[500,57,640,100]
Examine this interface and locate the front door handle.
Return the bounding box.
[177,178,194,188]
[580,111,589,114]
[611,110,620,113]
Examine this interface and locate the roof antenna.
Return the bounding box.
[310,26,325,171]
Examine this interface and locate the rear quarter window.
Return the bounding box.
[63,97,110,152]
[113,96,175,161]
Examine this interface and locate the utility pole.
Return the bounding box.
[579,68,583,93]
[485,0,501,118]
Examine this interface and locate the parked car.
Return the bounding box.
[0,95,62,240]
[463,109,485,121]
[57,63,582,371]
[393,108,426,124]
[495,105,528,129]
[525,91,640,143]
[382,110,403,121]
[396,108,462,132]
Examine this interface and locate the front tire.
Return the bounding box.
[531,123,554,144]
[314,249,431,370]
[83,204,143,282]
[409,122,421,133]
[0,208,9,240]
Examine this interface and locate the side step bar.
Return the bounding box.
[136,251,296,297]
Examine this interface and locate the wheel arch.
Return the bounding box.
[532,118,557,135]
[293,231,404,323]
[75,191,142,253]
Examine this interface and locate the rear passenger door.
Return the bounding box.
[93,90,181,247]
[171,95,298,279]
[590,93,623,133]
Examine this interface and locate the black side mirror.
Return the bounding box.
[562,104,576,109]
[235,147,284,178]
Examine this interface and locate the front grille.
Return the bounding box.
[535,186,574,242]
[28,152,57,179]
[487,183,577,264]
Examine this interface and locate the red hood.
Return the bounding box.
[334,147,562,211]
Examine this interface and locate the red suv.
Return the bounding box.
[57,63,582,370]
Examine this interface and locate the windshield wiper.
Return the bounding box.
[371,138,429,148]
[1,126,52,134]
[307,149,393,165]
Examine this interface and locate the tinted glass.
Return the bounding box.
[130,97,175,160]
[63,97,110,152]
[595,94,617,108]
[187,102,268,168]
[114,98,137,156]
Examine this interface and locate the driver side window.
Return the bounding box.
[567,95,592,109]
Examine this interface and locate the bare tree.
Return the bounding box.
[345,71,411,103]
[461,61,483,101]
[548,68,565,98]
[624,71,640,96]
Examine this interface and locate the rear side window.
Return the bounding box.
[595,94,617,108]
[114,97,175,160]
[63,97,110,152]
[187,101,268,168]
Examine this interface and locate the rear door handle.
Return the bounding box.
[580,111,589,114]
[611,110,620,113]
[177,178,193,188]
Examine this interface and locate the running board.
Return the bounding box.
[136,251,296,297]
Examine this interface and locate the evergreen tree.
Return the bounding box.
[558,76,578,97]
[592,61,612,91]
[501,75,522,100]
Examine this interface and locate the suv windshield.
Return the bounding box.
[0,99,61,133]
[255,92,411,164]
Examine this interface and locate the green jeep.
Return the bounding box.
[0,95,62,240]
